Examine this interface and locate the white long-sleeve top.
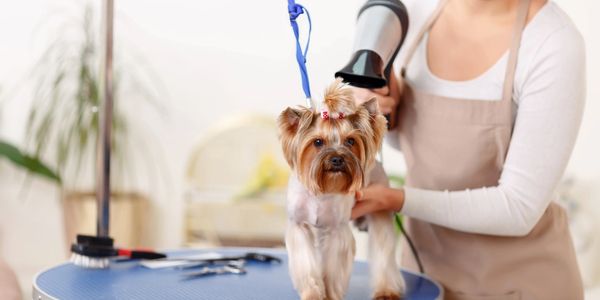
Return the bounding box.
[388,0,586,236]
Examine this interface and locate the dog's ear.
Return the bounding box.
[361,97,379,115]
[361,97,387,156]
[277,107,305,168]
[278,107,303,135]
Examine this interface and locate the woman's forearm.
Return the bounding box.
[402,185,547,236]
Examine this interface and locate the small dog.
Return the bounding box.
[278,79,405,300]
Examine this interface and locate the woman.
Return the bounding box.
[0,259,20,300]
[350,0,585,299]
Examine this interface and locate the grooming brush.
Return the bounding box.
[70,235,114,268]
[70,235,166,268]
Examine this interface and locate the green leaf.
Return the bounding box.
[0,140,61,184]
[388,174,405,187]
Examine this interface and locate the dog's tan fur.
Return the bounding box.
[278,79,404,300]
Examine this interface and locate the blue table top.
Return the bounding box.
[34,248,441,300]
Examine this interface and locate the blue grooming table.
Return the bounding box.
[33,248,442,299]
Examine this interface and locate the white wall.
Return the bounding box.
[0,0,598,296]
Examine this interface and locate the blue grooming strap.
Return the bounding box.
[288,0,312,102]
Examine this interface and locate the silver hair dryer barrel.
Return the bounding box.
[335,0,409,89]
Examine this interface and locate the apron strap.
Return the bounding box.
[501,0,531,104]
[400,0,447,77]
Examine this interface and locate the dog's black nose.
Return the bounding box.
[330,156,344,167]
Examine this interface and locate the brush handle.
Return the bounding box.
[118,249,166,260]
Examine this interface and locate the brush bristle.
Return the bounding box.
[70,253,110,269]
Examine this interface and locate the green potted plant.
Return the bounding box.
[23,4,163,248]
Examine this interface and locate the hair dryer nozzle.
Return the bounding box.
[335,50,386,89]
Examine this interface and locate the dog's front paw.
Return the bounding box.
[372,269,405,300]
[301,289,325,300]
[372,290,402,300]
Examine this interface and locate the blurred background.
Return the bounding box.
[0,0,598,298]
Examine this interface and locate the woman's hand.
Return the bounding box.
[351,184,405,219]
[348,71,402,114]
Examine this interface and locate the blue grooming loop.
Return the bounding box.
[33,248,442,299]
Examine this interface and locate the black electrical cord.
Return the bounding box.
[395,213,425,274]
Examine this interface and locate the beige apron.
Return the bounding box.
[396,0,583,299]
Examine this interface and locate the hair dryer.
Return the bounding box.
[335,0,409,128]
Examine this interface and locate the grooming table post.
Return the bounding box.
[96,0,113,239]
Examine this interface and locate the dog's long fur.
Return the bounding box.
[278,79,405,300]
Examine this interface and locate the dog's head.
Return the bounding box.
[278,79,387,195]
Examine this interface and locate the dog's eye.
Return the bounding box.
[314,139,324,147]
[345,138,355,147]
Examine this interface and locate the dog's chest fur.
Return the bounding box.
[286,174,355,229]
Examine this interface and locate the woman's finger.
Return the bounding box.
[355,190,363,201]
[372,86,390,96]
[350,86,391,103]
[358,186,375,202]
[388,71,401,97]
[377,95,396,114]
[351,200,377,219]
[353,89,374,105]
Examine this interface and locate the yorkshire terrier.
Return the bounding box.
[278,79,405,300]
